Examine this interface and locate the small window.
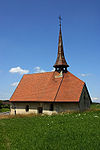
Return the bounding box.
[38,107,43,114]
[50,104,54,111]
[26,105,29,112]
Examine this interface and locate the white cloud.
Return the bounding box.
[92,97,99,100]
[9,67,29,75]
[34,66,45,73]
[11,82,19,87]
[91,97,100,103]
[51,68,55,72]
[80,73,90,77]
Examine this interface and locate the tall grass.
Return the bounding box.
[0,109,100,150]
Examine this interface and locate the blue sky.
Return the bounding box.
[0,0,100,103]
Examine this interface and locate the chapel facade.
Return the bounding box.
[10,18,91,115]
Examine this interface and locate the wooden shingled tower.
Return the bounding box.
[53,16,69,72]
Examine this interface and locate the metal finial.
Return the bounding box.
[59,16,62,27]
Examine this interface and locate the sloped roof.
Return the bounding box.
[10,71,85,102]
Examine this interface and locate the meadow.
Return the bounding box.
[0,105,100,150]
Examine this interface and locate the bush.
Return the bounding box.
[0,100,3,109]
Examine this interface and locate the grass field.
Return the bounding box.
[0,105,100,150]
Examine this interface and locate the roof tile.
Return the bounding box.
[10,71,84,102]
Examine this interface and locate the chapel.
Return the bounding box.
[10,17,91,115]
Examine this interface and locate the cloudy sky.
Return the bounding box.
[0,0,100,103]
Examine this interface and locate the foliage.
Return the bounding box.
[0,100,2,109]
[0,108,10,113]
[90,103,100,109]
[0,100,10,112]
[0,110,100,150]
[2,104,10,109]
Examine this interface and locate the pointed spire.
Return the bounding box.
[53,16,69,72]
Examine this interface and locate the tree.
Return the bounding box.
[0,100,2,109]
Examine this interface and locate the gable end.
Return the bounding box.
[79,84,92,110]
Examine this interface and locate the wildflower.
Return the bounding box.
[94,116,99,118]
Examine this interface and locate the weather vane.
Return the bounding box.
[59,16,62,27]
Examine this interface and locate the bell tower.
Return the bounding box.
[53,16,69,73]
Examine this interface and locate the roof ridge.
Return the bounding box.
[54,74,64,102]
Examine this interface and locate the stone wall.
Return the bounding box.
[10,102,79,115]
[54,103,79,112]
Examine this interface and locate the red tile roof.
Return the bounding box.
[10,71,85,102]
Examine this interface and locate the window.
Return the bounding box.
[50,104,54,111]
[26,105,29,112]
[38,107,43,114]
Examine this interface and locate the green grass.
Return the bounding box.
[0,109,100,150]
[0,108,10,112]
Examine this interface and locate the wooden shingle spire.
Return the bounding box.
[53,16,69,72]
